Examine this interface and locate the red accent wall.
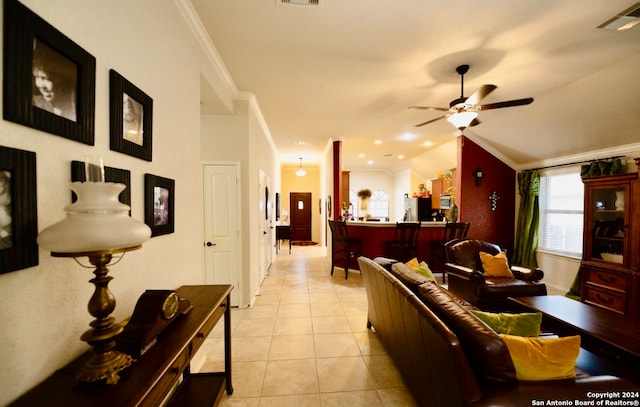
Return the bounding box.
[458,136,516,255]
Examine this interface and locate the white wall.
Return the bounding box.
[0,1,228,403]
[349,169,395,220]
[525,146,640,295]
[346,139,458,222]
[200,97,279,307]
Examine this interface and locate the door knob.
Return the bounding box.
[205,242,216,247]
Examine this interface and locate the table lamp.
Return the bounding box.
[37,161,151,384]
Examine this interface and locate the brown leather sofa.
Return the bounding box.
[358,256,638,406]
[444,238,547,311]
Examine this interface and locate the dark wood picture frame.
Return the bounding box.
[145,174,174,237]
[265,186,270,220]
[70,161,131,213]
[3,0,96,145]
[0,146,38,274]
[110,70,153,161]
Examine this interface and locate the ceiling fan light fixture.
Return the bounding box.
[296,157,306,177]
[447,111,478,130]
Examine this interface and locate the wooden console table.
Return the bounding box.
[276,225,291,254]
[511,295,640,360]
[11,285,233,407]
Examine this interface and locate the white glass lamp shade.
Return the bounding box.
[37,182,151,253]
[446,111,478,130]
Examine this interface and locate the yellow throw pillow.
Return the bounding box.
[405,257,420,270]
[499,334,580,381]
[479,251,514,278]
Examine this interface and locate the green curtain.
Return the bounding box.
[513,170,540,267]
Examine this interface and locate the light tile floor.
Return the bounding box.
[196,245,418,407]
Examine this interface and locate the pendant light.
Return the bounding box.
[296,157,306,177]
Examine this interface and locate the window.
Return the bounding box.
[349,189,389,220]
[349,190,358,219]
[539,168,584,257]
[369,189,389,220]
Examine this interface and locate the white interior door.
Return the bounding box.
[203,164,240,306]
[258,171,267,284]
[266,175,273,270]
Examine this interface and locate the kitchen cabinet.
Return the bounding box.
[580,158,640,322]
[431,169,456,210]
[341,171,351,213]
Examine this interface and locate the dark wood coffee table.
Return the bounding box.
[510,295,640,363]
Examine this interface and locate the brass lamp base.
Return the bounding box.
[53,246,141,384]
[76,346,134,385]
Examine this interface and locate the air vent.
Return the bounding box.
[598,2,640,31]
[280,0,319,5]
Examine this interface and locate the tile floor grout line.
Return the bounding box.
[198,246,418,406]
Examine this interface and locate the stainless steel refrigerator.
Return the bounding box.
[404,197,432,221]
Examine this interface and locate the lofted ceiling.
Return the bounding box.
[192,0,640,176]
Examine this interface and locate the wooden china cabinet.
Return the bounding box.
[580,158,640,322]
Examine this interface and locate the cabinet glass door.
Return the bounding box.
[589,185,628,265]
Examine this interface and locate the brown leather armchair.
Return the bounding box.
[444,238,547,311]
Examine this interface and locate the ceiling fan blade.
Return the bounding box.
[466,84,497,105]
[469,118,480,127]
[408,105,449,112]
[415,115,448,127]
[478,97,534,110]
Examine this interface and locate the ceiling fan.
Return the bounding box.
[409,64,534,130]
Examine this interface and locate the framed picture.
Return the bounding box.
[145,174,174,237]
[110,70,153,161]
[265,186,269,220]
[70,161,131,212]
[0,146,38,274]
[3,0,96,145]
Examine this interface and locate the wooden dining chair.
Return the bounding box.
[384,222,421,262]
[430,221,470,283]
[328,220,363,279]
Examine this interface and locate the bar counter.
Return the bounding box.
[345,221,446,262]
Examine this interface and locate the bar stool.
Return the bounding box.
[328,220,363,279]
[384,222,421,262]
[430,221,470,283]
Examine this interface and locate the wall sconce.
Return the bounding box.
[474,168,484,187]
[37,160,151,384]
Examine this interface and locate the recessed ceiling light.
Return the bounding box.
[374,140,382,145]
[423,141,433,147]
[358,153,365,158]
[398,155,405,159]
[294,140,308,145]
[399,132,417,141]
[367,160,374,165]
